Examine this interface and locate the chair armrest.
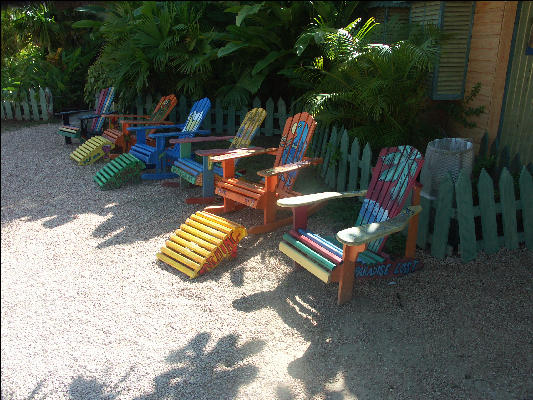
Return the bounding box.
[120,120,176,126]
[336,206,422,246]
[195,147,238,157]
[104,114,151,119]
[127,124,185,132]
[56,109,92,116]
[277,190,368,208]
[170,135,234,145]
[209,147,277,162]
[79,111,114,120]
[257,160,315,178]
[148,129,210,139]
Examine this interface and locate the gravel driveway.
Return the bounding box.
[2,123,532,400]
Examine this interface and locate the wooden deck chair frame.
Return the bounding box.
[168,107,267,204]
[56,87,115,144]
[126,97,212,180]
[277,145,425,305]
[101,94,178,158]
[204,112,322,235]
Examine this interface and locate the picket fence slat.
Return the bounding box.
[215,98,223,133]
[499,168,519,250]
[431,174,454,258]
[277,98,287,136]
[337,129,349,191]
[360,144,372,190]
[456,169,477,262]
[28,89,39,121]
[326,129,340,187]
[4,101,14,119]
[14,100,22,120]
[145,93,153,116]
[519,167,533,249]
[324,127,339,184]
[39,88,48,120]
[319,126,329,160]
[477,169,499,254]
[178,95,188,123]
[347,137,360,192]
[44,88,53,120]
[321,126,336,178]
[264,98,274,136]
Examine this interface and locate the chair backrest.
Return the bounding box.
[229,108,267,150]
[273,112,317,192]
[147,94,177,122]
[181,97,211,135]
[356,145,424,254]
[91,87,115,133]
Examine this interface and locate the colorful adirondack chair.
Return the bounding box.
[101,94,178,158]
[204,112,320,234]
[93,98,211,189]
[169,107,267,204]
[56,87,115,144]
[277,145,425,305]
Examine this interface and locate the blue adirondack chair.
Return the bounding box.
[56,87,115,144]
[127,97,211,180]
[277,145,425,305]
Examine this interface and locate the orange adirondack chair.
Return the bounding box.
[101,94,178,158]
[204,112,321,234]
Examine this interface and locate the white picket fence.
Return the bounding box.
[1,87,54,121]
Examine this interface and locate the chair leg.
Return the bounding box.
[338,244,366,305]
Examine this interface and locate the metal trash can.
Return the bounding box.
[421,137,474,199]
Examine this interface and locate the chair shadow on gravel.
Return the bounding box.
[63,332,264,400]
[231,250,533,400]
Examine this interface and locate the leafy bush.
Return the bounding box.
[294,18,443,151]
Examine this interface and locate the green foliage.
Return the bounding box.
[1,2,101,110]
[440,82,486,130]
[294,19,442,151]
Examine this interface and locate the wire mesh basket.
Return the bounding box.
[421,138,474,199]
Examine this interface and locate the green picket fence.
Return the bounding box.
[417,167,532,261]
[1,87,53,121]
[307,125,533,262]
[126,94,294,137]
[308,125,373,191]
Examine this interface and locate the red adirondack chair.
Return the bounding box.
[204,112,321,234]
[101,94,178,158]
[277,145,425,305]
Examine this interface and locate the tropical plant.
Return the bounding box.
[294,19,443,150]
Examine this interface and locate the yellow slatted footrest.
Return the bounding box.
[70,136,115,166]
[156,211,247,278]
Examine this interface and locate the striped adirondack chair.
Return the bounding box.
[56,87,115,144]
[204,112,322,234]
[101,94,178,158]
[277,145,425,305]
[169,107,267,204]
[93,98,211,189]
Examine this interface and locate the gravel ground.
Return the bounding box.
[2,123,533,400]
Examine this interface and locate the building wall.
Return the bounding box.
[452,1,518,150]
[498,1,533,164]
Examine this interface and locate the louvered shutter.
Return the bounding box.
[410,1,475,100]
